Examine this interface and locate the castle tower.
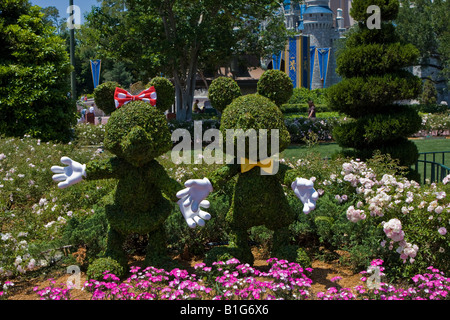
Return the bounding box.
[302,0,341,89]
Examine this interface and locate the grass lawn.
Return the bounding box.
[281,138,450,183]
[282,138,450,160]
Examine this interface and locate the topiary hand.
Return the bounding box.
[176,178,213,227]
[291,177,319,214]
[177,197,211,228]
[51,156,86,189]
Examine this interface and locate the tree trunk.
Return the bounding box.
[174,48,198,122]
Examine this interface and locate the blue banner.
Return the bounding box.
[283,36,310,89]
[317,48,330,87]
[272,52,283,70]
[90,59,101,89]
[301,35,310,89]
[286,37,298,88]
[310,46,316,90]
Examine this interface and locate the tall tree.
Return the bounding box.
[0,0,77,142]
[326,0,423,177]
[85,0,288,120]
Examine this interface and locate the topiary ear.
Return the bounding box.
[147,77,175,113]
[257,69,293,108]
[208,77,241,113]
[93,81,122,115]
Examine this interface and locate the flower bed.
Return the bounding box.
[29,258,449,300]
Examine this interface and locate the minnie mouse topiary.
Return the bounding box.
[51,86,202,274]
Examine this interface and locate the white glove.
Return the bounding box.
[291,177,319,214]
[176,178,213,228]
[51,156,86,189]
[177,198,211,228]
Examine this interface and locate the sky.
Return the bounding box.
[30,0,100,24]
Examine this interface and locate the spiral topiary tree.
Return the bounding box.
[326,0,423,175]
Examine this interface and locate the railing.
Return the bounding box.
[414,151,450,184]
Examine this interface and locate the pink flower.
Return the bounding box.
[438,227,447,235]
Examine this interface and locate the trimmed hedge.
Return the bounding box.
[281,103,331,114]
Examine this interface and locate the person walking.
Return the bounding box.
[308,100,316,119]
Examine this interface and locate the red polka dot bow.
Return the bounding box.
[114,87,157,109]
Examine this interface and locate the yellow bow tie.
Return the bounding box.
[240,157,274,174]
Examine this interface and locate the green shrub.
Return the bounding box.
[62,205,109,267]
[93,81,121,115]
[86,257,125,280]
[420,79,438,105]
[257,69,294,107]
[280,103,330,114]
[0,1,77,143]
[288,87,328,105]
[147,77,175,113]
[412,104,448,114]
[208,77,241,113]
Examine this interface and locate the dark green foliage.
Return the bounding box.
[287,87,328,105]
[257,69,294,107]
[336,43,419,78]
[62,205,109,267]
[86,257,125,280]
[208,77,242,113]
[333,106,422,147]
[0,0,77,142]
[326,0,422,167]
[350,0,399,22]
[166,186,233,258]
[93,81,121,115]
[280,104,330,114]
[147,77,175,113]
[326,73,422,118]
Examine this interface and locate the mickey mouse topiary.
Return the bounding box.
[177,70,319,265]
[51,87,191,274]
